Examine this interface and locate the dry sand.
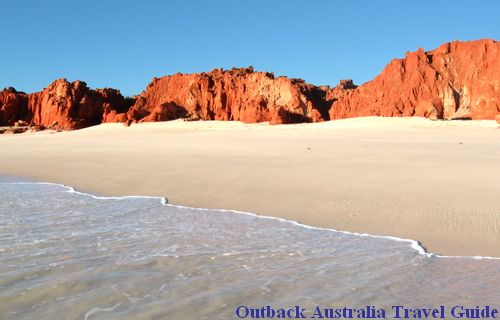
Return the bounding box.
[0,117,499,257]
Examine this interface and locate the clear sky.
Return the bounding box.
[1,0,499,96]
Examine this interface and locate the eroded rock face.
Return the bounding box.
[99,89,135,124]
[27,79,134,130]
[329,39,500,120]
[1,39,499,132]
[325,80,357,105]
[27,80,101,129]
[0,80,133,130]
[0,88,29,126]
[125,67,331,124]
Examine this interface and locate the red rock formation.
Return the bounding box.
[27,80,100,129]
[27,79,134,130]
[0,80,133,130]
[1,39,499,132]
[125,67,331,124]
[0,88,29,126]
[99,89,135,124]
[326,80,357,104]
[329,39,500,120]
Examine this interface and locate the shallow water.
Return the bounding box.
[0,177,499,320]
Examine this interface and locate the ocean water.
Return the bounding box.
[0,177,499,320]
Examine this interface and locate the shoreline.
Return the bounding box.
[3,179,500,260]
[1,117,499,257]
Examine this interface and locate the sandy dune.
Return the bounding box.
[1,117,499,257]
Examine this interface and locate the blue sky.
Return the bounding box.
[1,0,499,96]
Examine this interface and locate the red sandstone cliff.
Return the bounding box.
[1,39,499,132]
[124,67,331,124]
[0,79,133,130]
[0,88,29,126]
[329,39,499,120]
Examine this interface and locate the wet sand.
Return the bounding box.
[0,117,499,257]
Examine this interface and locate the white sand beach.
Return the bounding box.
[1,117,499,257]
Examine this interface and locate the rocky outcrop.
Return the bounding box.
[27,79,135,130]
[329,39,500,120]
[1,39,499,132]
[326,80,357,104]
[0,79,133,130]
[98,88,135,124]
[124,67,331,124]
[0,88,29,126]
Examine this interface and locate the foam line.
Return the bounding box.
[1,181,499,260]
[84,302,121,320]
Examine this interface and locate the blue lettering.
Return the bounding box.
[393,306,404,318]
[236,306,248,318]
